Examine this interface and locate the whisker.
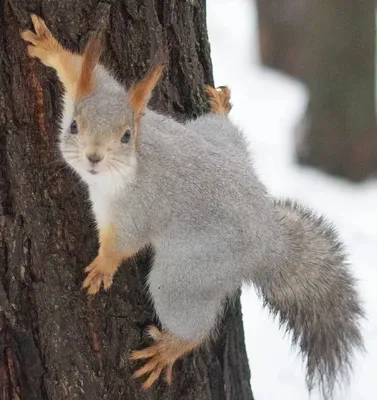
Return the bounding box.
[63,158,80,165]
[45,164,72,183]
[109,164,118,192]
[110,157,134,169]
[61,150,80,154]
[108,160,129,182]
[42,159,65,168]
[65,179,86,197]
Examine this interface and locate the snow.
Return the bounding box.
[206,0,377,399]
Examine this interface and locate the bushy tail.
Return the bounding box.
[253,199,365,399]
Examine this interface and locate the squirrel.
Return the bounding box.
[21,15,364,398]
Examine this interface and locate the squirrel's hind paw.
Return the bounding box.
[205,85,232,115]
[131,326,200,390]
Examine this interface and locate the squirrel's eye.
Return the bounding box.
[121,129,131,144]
[70,120,78,135]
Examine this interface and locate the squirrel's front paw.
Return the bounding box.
[21,14,59,64]
[83,256,115,295]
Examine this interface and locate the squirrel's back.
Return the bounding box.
[185,113,250,163]
[132,110,277,238]
[110,110,283,291]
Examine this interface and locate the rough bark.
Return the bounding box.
[0,1,253,399]
[256,0,377,182]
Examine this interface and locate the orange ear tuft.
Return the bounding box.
[128,63,164,119]
[76,30,104,100]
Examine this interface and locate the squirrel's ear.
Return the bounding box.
[127,64,164,120]
[76,30,104,100]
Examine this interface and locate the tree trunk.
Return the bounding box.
[256,0,310,79]
[256,0,377,182]
[0,1,253,399]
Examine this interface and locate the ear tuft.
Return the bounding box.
[76,29,104,100]
[127,63,164,119]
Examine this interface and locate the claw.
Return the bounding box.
[131,326,199,389]
[31,14,50,37]
[164,364,173,385]
[142,365,164,390]
[21,14,53,45]
[130,346,158,361]
[84,263,95,273]
[82,256,116,295]
[21,30,38,45]
[133,358,160,378]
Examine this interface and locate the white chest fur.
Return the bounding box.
[88,180,118,228]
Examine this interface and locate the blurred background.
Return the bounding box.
[206,0,377,399]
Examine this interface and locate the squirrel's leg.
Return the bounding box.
[131,326,200,390]
[131,249,224,389]
[205,85,232,115]
[21,15,81,97]
[83,225,138,295]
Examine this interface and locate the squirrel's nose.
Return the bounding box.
[86,153,103,164]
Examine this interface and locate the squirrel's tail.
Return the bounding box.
[251,199,364,399]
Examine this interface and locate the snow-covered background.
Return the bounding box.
[206,0,377,399]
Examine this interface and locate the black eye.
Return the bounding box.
[121,129,131,144]
[70,120,78,135]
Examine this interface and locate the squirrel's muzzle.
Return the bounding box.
[86,153,104,164]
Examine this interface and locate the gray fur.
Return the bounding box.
[59,67,364,399]
[257,199,364,398]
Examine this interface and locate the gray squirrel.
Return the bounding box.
[22,15,364,398]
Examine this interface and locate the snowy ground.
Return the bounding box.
[207,0,377,399]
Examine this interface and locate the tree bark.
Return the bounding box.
[256,0,310,79]
[0,1,253,399]
[256,0,377,182]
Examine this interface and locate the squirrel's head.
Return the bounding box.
[58,31,163,186]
